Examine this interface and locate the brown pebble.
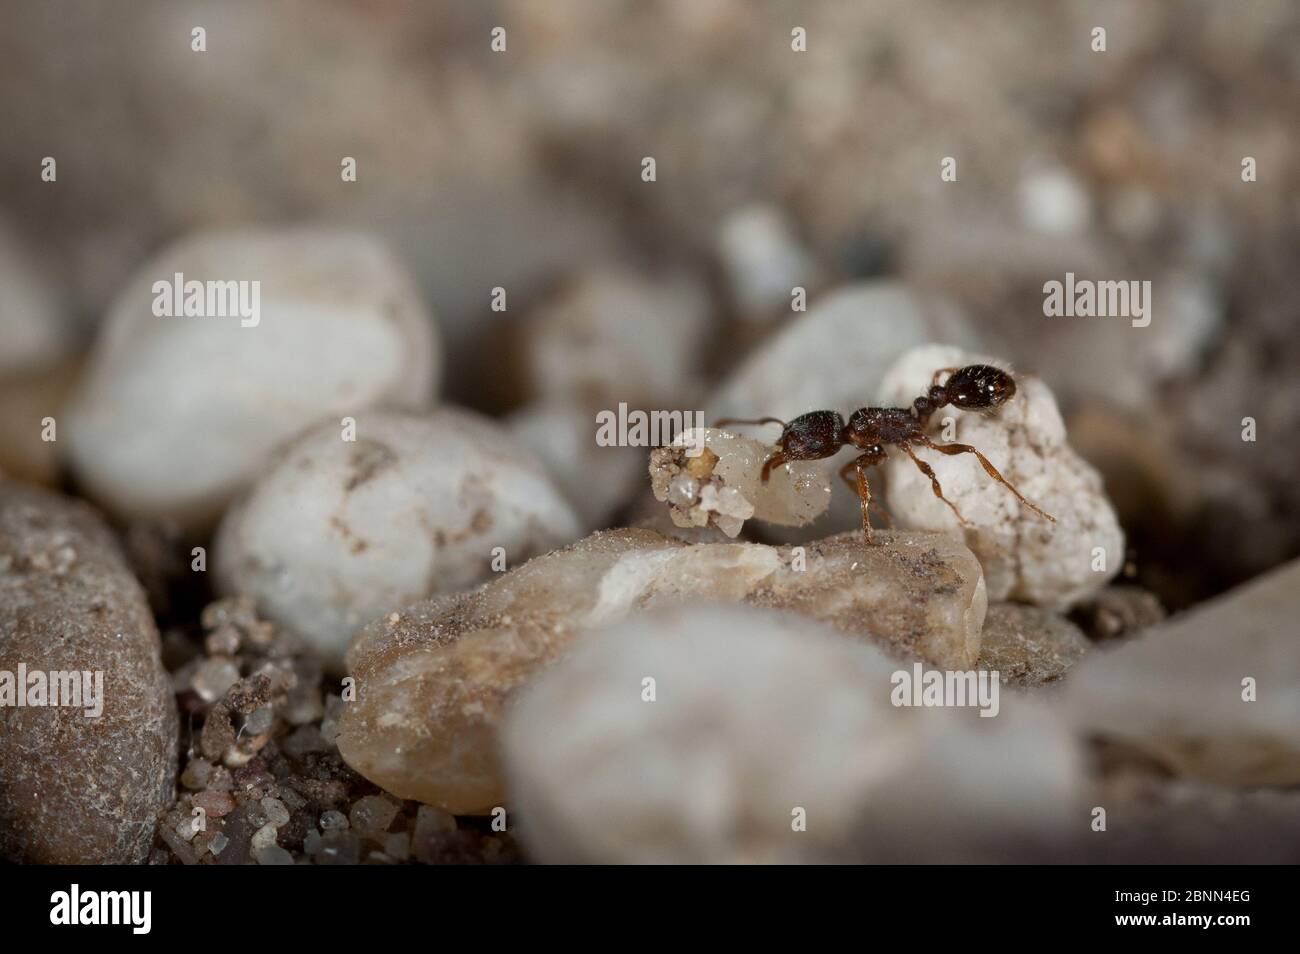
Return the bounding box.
[0,480,177,863]
[192,790,236,818]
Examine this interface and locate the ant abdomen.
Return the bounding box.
[944,365,1016,410]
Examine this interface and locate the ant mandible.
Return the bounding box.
[715,364,1056,543]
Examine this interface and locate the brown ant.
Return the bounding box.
[715,364,1056,542]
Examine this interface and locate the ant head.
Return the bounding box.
[945,365,1016,410]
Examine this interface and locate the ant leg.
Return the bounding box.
[838,461,892,527]
[760,450,788,482]
[712,416,787,430]
[838,455,880,543]
[901,445,969,526]
[930,367,961,387]
[917,436,1056,522]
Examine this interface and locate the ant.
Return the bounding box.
[715,364,1056,543]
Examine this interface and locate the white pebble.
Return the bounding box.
[506,399,645,531]
[715,203,819,320]
[260,797,290,828]
[1018,167,1092,236]
[708,281,979,426]
[190,658,239,703]
[503,605,1080,863]
[878,345,1123,609]
[519,268,710,408]
[250,823,279,851]
[319,810,349,831]
[64,228,439,533]
[214,409,580,668]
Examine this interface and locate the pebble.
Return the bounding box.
[506,399,647,531]
[384,832,412,862]
[846,694,1083,864]
[502,605,1080,863]
[214,409,581,669]
[0,216,70,377]
[878,345,1124,609]
[412,805,457,844]
[180,757,214,791]
[250,823,279,851]
[1066,557,1300,786]
[648,427,832,537]
[319,810,350,831]
[0,480,177,863]
[349,795,400,839]
[261,797,291,828]
[1071,585,1166,642]
[707,281,980,427]
[243,705,274,737]
[191,657,240,703]
[515,267,711,409]
[1017,167,1092,237]
[175,815,203,842]
[715,203,820,321]
[316,830,361,865]
[337,526,986,813]
[191,830,218,858]
[977,603,1091,687]
[64,228,440,533]
[192,790,235,819]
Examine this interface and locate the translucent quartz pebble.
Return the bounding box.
[337,526,985,813]
[349,795,400,840]
[648,427,832,537]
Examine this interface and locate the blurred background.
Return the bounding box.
[2,0,1299,610]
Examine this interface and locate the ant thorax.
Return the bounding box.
[846,407,921,449]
